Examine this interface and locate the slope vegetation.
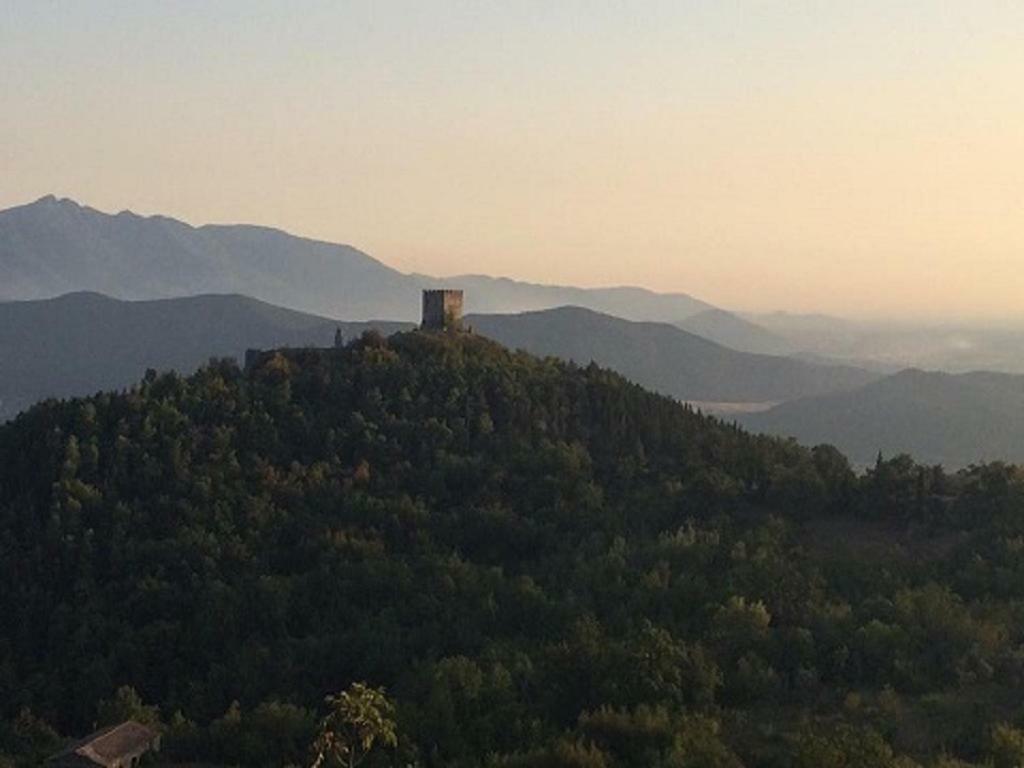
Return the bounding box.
[2,331,1023,767]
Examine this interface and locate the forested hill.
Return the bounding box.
[3,331,1024,767]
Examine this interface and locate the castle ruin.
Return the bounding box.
[421,289,464,331]
[245,292,465,369]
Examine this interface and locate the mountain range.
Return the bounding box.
[470,306,875,404]
[0,195,713,323]
[0,292,406,419]
[6,194,1024,469]
[0,293,877,422]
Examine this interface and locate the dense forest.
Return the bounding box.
[3,330,1024,767]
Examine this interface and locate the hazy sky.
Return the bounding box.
[3,1,1023,322]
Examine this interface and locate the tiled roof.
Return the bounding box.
[49,721,159,767]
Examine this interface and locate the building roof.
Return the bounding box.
[49,721,159,767]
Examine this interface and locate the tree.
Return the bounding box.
[310,683,397,768]
[988,723,1024,768]
[0,709,61,767]
[96,686,161,728]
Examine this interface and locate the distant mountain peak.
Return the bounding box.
[52,290,114,302]
[30,194,81,209]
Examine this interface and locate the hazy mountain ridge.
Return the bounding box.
[435,273,715,322]
[469,306,878,404]
[741,368,1024,467]
[8,195,1024,469]
[0,293,877,423]
[0,291,408,419]
[0,196,713,323]
[0,195,417,319]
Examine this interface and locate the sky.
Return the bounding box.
[2,1,1023,323]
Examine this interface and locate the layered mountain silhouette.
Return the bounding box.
[0,292,407,419]
[0,294,877,422]
[468,306,876,403]
[10,195,1022,469]
[0,195,713,322]
[741,368,1024,467]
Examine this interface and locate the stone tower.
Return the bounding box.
[421,289,464,331]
